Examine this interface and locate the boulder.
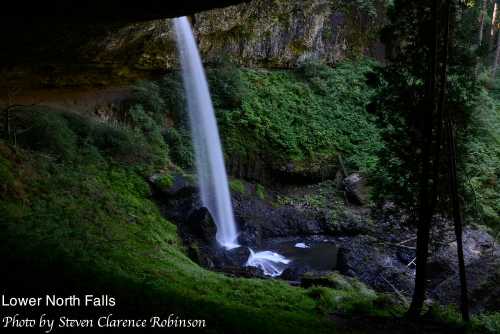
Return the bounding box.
[215,246,252,267]
[235,198,325,245]
[322,208,371,236]
[336,235,415,296]
[433,254,500,313]
[280,266,312,282]
[430,227,500,313]
[186,242,216,269]
[342,173,366,205]
[186,207,218,243]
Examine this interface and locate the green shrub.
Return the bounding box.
[91,123,149,161]
[15,110,78,161]
[158,72,186,124]
[426,305,463,329]
[208,58,248,109]
[472,312,500,334]
[306,287,336,314]
[129,59,383,187]
[305,278,381,317]
[230,179,246,194]
[130,80,165,122]
[8,105,167,167]
[162,127,193,169]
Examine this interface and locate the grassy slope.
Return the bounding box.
[1,136,388,333]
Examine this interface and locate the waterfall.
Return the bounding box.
[174,17,238,250]
[174,16,289,275]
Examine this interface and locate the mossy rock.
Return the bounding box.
[301,271,376,300]
[158,174,174,188]
[301,271,353,290]
[149,172,197,196]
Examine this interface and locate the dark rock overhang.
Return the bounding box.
[0,1,251,22]
[0,1,251,89]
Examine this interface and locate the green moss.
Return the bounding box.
[290,39,308,55]
[303,272,387,316]
[158,174,174,189]
[255,183,266,200]
[230,179,246,194]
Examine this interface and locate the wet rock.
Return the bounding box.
[322,209,371,236]
[186,243,216,269]
[2,0,386,91]
[280,266,311,281]
[430,227,500,313]
[430,227,498,268]
[342,173,366,205]
[216,265,265,279]
[187,207,217,243]
[336,235,415,296]
[214,246,252,267]
[235,196,327,245]
[433,253,500,313]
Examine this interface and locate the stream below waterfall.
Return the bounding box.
[246,237,339,277]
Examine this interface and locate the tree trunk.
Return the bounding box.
[445,117,470,322]
[442,0,470,321]
[479,0,488,46]
[407,0,440,318]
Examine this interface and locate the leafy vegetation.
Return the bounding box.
[462,77,500,227]
[214,60,383,175]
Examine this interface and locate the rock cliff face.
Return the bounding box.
[83,0,386,72]
[1,0,386,90]
[195,0,386,67]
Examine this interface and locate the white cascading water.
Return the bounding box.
[174,16,238,250]
[245,249,291,277]
[174,16,289,275]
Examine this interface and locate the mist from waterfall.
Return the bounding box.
[174,16,289,275]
